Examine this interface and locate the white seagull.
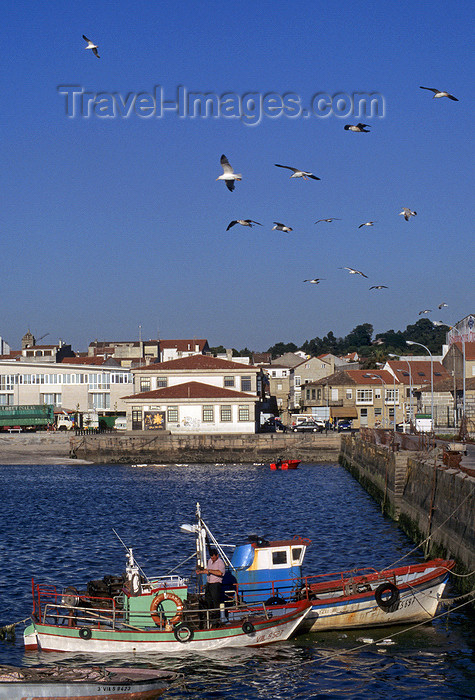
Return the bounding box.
[272,222,293,233]
[399,207,417,221]
[315,218,341,224]
[82,35,100,58]
[344,123,370,132]
[369,285,388,290]
[419,86,458,101]
[438,302,448,309]
[217,155,242,192]
[303,278,325,284]
[339,267,368,278]
[432,320,448,326]
[274,164,320,181]
[226,219,262,231]
[419,309,432,315]
[358,221,375,229]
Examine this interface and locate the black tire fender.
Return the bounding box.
[173,623,194,643]
[242,620,255,635]
[375,582,400,610]
[79,627,92,640]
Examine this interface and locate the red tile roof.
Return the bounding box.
[386,360,449,384]
[345,369,397,385]
[132,355,258,372]
[159,339,208,351]
[122,381,256,401]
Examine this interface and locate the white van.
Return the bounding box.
[56,413,75,431]
[114,416,127,430]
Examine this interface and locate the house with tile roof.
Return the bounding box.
[414,377,475,429]
[124,355,265,432]
[383,360,450,422]
[300,369,404,429]
[121,381,259,433]
[442,342,475,380]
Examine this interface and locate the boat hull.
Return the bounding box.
[0,666,180,699]
[24,604,311,654]
[306,572,450,631]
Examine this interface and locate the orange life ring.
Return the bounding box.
[150,591,184,627]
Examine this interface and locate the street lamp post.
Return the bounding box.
[388,353,413,431]
[406,340,434,433]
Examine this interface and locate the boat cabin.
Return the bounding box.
[230,536,311,602]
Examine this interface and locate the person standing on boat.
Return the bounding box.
[197,548,225,623]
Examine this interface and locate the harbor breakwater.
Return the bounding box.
[339,435,475,597]
[69,431,340,464]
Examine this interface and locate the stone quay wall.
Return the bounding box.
[69,431,341,465]
[339,435,475,596]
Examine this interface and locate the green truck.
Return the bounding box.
[0,404,54,431]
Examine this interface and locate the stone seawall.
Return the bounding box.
[69,432,341,464]
[339,436,475,597]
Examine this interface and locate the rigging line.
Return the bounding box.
[382,485,474,570]
[296,594,475,668]
[165,551,197,576]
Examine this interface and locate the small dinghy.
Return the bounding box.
[0,664,182,699]
[270,459,301,470]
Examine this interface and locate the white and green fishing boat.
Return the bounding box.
[23,522,311,653]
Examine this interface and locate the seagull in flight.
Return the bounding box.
[358,221,375,228]
[344,123,370,132]
[369,285,388,290]
[339,267,368,278]
[82,35,100,58]
[274,164,320,180]
[217,155,242,192]
[438,302,448,309]
[419,309,432,315]
[432,320,448,327]
[399,207,417,221]
[315,218,341,224]
[303,278,325,284]
[419,86,458,101]
[272,222,293,232]
[226,219,262,231]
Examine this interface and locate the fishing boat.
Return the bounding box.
[270,459,300,470]
[23,538,311,653]
[0,664,182,699]
[180,504,455,632]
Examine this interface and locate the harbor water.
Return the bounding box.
[0,462,473,698]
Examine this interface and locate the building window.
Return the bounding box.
[238,405,250,421]
[167,406,178,422]
[220,406,232,422]
[311,389,316,399]
[241,376,252,392]
[385,389,399,404]
[360,408,368,417]
[356,389,373,404]
[374,388,381,399]
[202,405,214,422]
[306,389,310,400]
[374,407,382,416]
[317,388,322,400]
[277,383,282,390]
[346,389,352,399]
[224,376,235,387]
[89,393,110,410]
[41,393,62,406]
[140,378,151,392]
[157,377,168,388]
[0,394,13,405]
[295,376,301,387]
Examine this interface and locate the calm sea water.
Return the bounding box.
[0,463,473,699]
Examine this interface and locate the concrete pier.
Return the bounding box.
[339,435,475,597]
[69,431,341,464]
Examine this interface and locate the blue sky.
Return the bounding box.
[1,0,473,352]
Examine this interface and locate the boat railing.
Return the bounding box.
[299,567,398,597]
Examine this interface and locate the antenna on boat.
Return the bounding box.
[112,529,150,584]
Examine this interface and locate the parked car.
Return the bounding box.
[292,420,323,433]
[260,418,288,433]
[396,422,412,433]
[337,420,353,432]
[114,416,127,430]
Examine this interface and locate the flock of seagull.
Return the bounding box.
[81,35,458,320]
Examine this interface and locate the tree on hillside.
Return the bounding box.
[343,323,373,350]
[403,318,447,354]
[267,341,298,359]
